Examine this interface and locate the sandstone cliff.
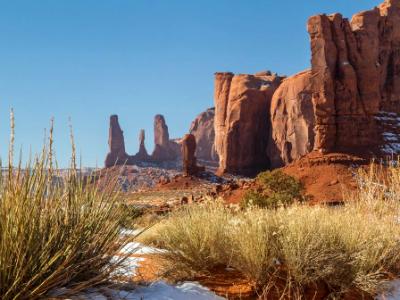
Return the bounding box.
[270,0,400,167]
[216,0,400,174]
[214,71,284,175]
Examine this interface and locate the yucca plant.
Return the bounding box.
[0,111,131,299]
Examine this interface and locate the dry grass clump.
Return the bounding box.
[152,163,400,297]
[158,201,231,278]
[0,115,131,299]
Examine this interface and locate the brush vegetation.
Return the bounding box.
[0,114,130,299]
[152,163,400,297]
[241,170,306,209]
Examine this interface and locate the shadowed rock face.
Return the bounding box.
[105,115,130,167]
[214,71,284,176]
[268,70,315,168]
[182,134,204,176]
[189,107,217,162]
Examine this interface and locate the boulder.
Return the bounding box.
[189,107,218,162]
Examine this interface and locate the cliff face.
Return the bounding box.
[214,71,284,175]
[308,0,400,155]
[268,70,314,168]
[189,107,217,162]
[215,0,400,174]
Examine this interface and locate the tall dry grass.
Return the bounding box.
[0,113,130,299]
[152,163,400,297]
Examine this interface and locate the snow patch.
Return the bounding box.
[376,280,400,300]
[54,281,224,300]
[376,112,400,154]
[119,242,166,255]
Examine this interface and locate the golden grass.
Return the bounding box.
[149,163,400,297]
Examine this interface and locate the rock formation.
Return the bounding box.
[105,115,130,167]
[189,107,217,162]
[152,115,180,162]
[268,71,315,167]
[214,71,284,175]
[270,0,400,167]
[105,114,181,168]
[182,134,204,176]
[135,129,150,161]
[216,0,400,174]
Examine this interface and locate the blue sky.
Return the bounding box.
[0,0,382,167]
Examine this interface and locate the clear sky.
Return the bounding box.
[0,0,382,167]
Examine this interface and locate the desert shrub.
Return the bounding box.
[241,170,306,209]
[156,200,231,278]
[276,207,355,288]
[119,203,146,228]
[241,190,270,208]
[152,164,400,297]
[0,116,131,300]
[227,209,280,286]
[257,169,304,196]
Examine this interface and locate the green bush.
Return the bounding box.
[241,170,306,209]
[257,170,304,196]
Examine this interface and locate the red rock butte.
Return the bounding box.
[214,0,400,175]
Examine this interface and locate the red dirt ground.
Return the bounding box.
[148,152,368,205]
[132,254,373,300]
[282,152,367,204]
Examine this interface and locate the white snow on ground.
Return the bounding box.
[56,281,224,300]
[110,281,224,300]
[52,237,225,299]
[376,112,400,154]
[110,256,145,277]
[119,241,166,255]
[119,228,143,236]
[376,280,400,300]
[111,241,167,277]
